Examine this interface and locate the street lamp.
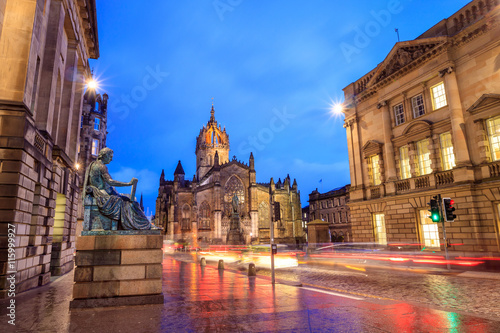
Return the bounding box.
[86,78,98,90]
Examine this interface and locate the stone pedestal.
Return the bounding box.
[70,230,164,308]
[307,219,331,248]
[226,213,245,245]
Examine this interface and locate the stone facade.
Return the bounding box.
[155,106,305,246]
[342,0,500,253]
[308,185,351,242]
[0,0,99,297]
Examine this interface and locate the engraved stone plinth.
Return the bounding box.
[226,213,245,245]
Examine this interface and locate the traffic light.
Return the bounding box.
[428,196,440,222]
[443,198,456,222]
[274,202,281,221]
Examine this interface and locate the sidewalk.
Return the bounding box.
[1,256,499,332]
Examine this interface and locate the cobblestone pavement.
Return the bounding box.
[2,253,500,332]
[250,263,500,321]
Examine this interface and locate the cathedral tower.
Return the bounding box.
[195,105,229,180]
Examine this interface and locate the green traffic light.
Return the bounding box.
[431,213,440,222]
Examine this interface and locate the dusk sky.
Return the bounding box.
[90,0,471,214]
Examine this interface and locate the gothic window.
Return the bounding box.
[258,201,269,228]
[181,204,191,230]
[224,176,245,216]
[199,201,211,229]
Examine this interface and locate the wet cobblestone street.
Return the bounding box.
[255,264,500,320]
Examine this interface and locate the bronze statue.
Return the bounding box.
[83,147,155,230]
[232,193,239,214]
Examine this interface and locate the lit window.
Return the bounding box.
[94,118,100,131]
[399,146,411,179]
[486,116,500,161]
[81,115,83,128]
[439,132,456,171]
[368,154,381,185]
[420,210,440,248]
[416,139,432,176]
[373,213,387,245]
[411,94,425,118]
[393,103,405,126]
[431,82,447,110]
[91,139,99,156]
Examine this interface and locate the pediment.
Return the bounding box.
[402,120,432,136]
[362,140,383,158]
[467,94,500,114]
[366,37,447,88]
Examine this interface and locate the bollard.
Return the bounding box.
[218,259,224,270]
[248,263,256,276]
[200,257,206,266]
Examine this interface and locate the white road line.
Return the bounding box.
[301,287,364,300]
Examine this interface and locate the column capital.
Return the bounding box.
[438,66,454,77]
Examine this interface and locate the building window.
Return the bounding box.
[416,139,432,176]
[411,94,425,118]
[399,146,411,179]
[431,82,447,110]
[368,154,381,186]
[394,103,405,126]
[440,132,456,171]
[81,115,83,128]
[91,139,99,156]
[372,213,387,245]
[94,118,100,131]
[419,210,440,248]
[486,116,500,161]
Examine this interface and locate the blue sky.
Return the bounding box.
[90,0,471,214]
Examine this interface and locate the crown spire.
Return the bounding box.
[210,98,215,123]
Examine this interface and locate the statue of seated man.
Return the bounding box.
[83,147,155,230]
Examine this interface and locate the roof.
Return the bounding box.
[174,160,185,175]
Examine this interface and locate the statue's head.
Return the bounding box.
[98,147,114,164]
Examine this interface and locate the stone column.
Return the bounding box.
[350,117,365,190]
[344,119,357,187]
[430,133,442,172]
[442,67,471,166]
[380,102,397,181]
[474,119,490,164]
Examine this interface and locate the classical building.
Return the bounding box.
[76,88,108,234]
[0,0,99,297]
[341,0,500,252]
[155,106,304,245]
[308,185,351,242]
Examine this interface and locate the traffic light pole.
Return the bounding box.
[269,187,275,286]
[437,194,451,270]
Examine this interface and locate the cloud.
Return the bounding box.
[110,167,158,198]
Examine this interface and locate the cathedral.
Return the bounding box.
[155,106,305,246]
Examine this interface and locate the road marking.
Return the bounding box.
[301,286,364,300]
[302,283,396,301]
